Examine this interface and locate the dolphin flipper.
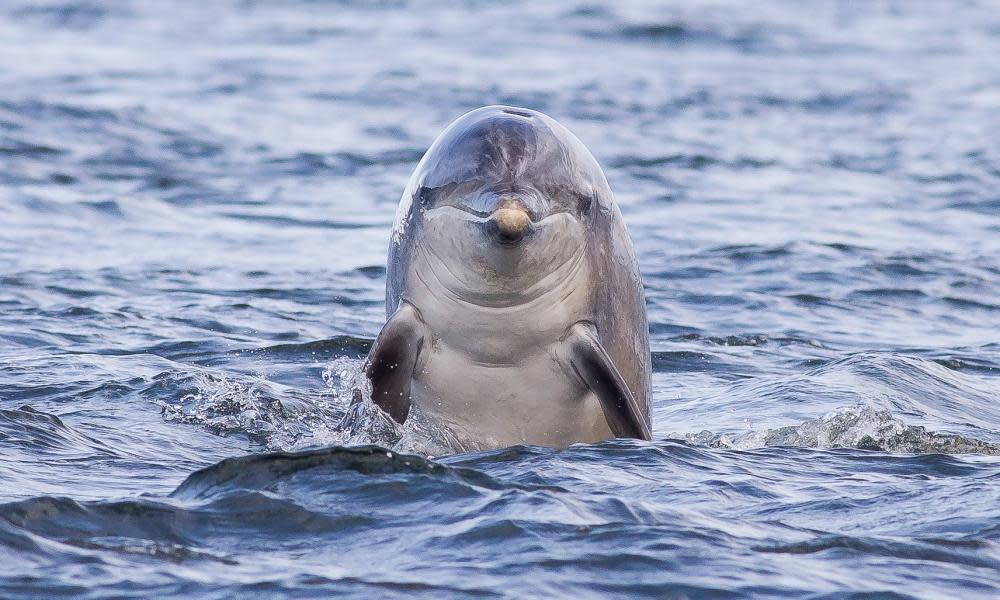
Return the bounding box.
[560,322,652,441]
[364,302,427,424]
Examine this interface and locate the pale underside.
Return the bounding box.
[401,210,613,448]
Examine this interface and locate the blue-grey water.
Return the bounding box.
[2,1,999,597]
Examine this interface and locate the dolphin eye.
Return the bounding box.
[577,192,594,215]
[416,186,434,206]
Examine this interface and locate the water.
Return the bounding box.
[1,0,999,597]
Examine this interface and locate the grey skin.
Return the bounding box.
[364,105,651,449]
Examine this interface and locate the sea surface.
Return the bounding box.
[1,1,999,598]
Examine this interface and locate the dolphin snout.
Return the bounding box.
[489,199,532,244]
[495,207,530,238]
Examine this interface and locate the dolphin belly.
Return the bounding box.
[411,340,612,448]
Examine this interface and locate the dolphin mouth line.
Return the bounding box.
[425,206,586,254]
[428,205,565,225]
[426,205,543,246]
[442,204,535,223]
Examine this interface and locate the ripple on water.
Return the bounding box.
[2,441,998,596]
[1,0,1000,597]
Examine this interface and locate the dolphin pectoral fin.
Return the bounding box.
[560,322,652,441]
[364,303,426,424]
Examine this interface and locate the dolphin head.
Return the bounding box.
[391,106,613,307]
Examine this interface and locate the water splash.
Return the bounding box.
[155,357,459,455]
[680,405,1000,455]
[156,369,347,451]
[323,357,466,456]
[160,362,1000,457]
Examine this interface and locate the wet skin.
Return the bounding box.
[365,105,651,449]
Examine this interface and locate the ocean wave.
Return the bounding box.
[659,351,1000,448]
[2,439,997,596]
[0,405,121,458]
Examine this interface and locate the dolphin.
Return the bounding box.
[364,105,651,449]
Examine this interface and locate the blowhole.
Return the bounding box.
[501,108,534,118]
